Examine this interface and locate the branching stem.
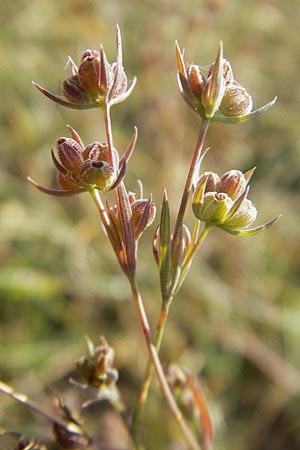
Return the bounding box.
[131,120,211,438]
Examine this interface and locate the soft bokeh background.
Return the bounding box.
[1,0,300,449]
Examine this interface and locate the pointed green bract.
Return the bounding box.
[159,190,171,299]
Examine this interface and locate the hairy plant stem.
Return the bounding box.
[128,275,201,450]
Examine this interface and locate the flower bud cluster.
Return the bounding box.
[33,26,136,110]
[176,41,276,122]
[28,127,130,196]
[192,169,258,234]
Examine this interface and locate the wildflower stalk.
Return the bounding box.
[22,31,278,450]
[131,224,210,438]
[103,104,114,168]
[174,224,211,295]
[130,299,171,438]
[89,187,109,225]
[171,118,210,255]
[131,119,211,441]
[127,275,201,450]
[100,96,201,450]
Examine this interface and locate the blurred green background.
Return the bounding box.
[1,0,300,449]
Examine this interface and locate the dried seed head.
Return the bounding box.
[75,336,118,390]
[18,436,47,450]
[53,423,89,450]
[33,26,136,110]
[52,397,90,450]
[28,128,126,197]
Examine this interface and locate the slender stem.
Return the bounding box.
[131,300,171,436]
[103,104,115,169]
[132,121,211,440]
[172,119,210,255]
[131,226,210,435]
[0,380,78,431]
[89,188,109,226]
[128,276,200,450]
[174,224,211,295]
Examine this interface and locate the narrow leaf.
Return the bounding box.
[175,41,187,80]
[244,166,256,184]
[99,46,110,101]
[27,177,85,196]
[213,97,277,124]
[32,82,98,109]
[66,125,85,149]
[109,24,123,101]
[123,126,138,163]
[220,215,280,236]
[116,183,136,275]
[104,199,126,271]
[159,190,171,298]
[108,159,126,191]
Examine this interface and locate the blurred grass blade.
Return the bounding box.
[187,374,213,450]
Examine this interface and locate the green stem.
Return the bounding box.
[128,276,200,450]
